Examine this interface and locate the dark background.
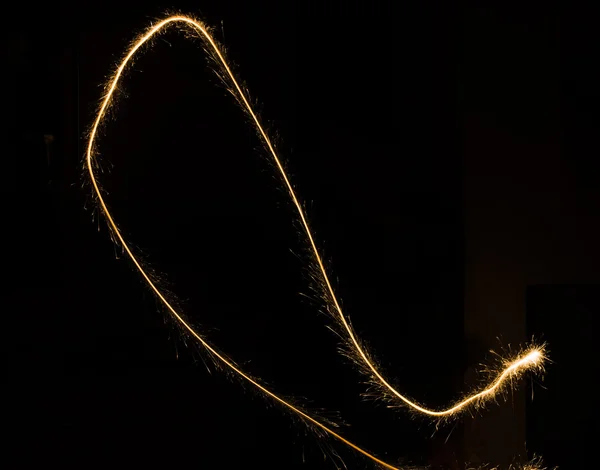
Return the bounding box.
[6,1,598,469]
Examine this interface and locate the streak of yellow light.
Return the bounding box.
[85,14,400,470]
[85,13,548,467]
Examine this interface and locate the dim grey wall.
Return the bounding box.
[460,5,599,466]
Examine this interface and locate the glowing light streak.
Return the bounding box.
[86,14,400,470]
[390,346,546,418]
[85,13,548,468]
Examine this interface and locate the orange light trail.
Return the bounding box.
[415,346,546,418]
[85,13,547,468]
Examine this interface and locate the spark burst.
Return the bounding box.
[85,13,548,469]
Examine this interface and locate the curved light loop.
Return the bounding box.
[86,14,547,468]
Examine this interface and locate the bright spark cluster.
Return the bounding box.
[85,14,549,469]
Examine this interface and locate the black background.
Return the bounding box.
[6,1,599,469]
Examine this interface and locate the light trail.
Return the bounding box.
[85,14,400,470]
[85,13,548,468]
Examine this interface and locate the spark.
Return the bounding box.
[468,456,554,470]
[386,345,547,419]
[85,13,549,469]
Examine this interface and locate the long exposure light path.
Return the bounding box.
[86,14,401,470]
[85,14,547,468]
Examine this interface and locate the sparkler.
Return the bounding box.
[85,13,548,468]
